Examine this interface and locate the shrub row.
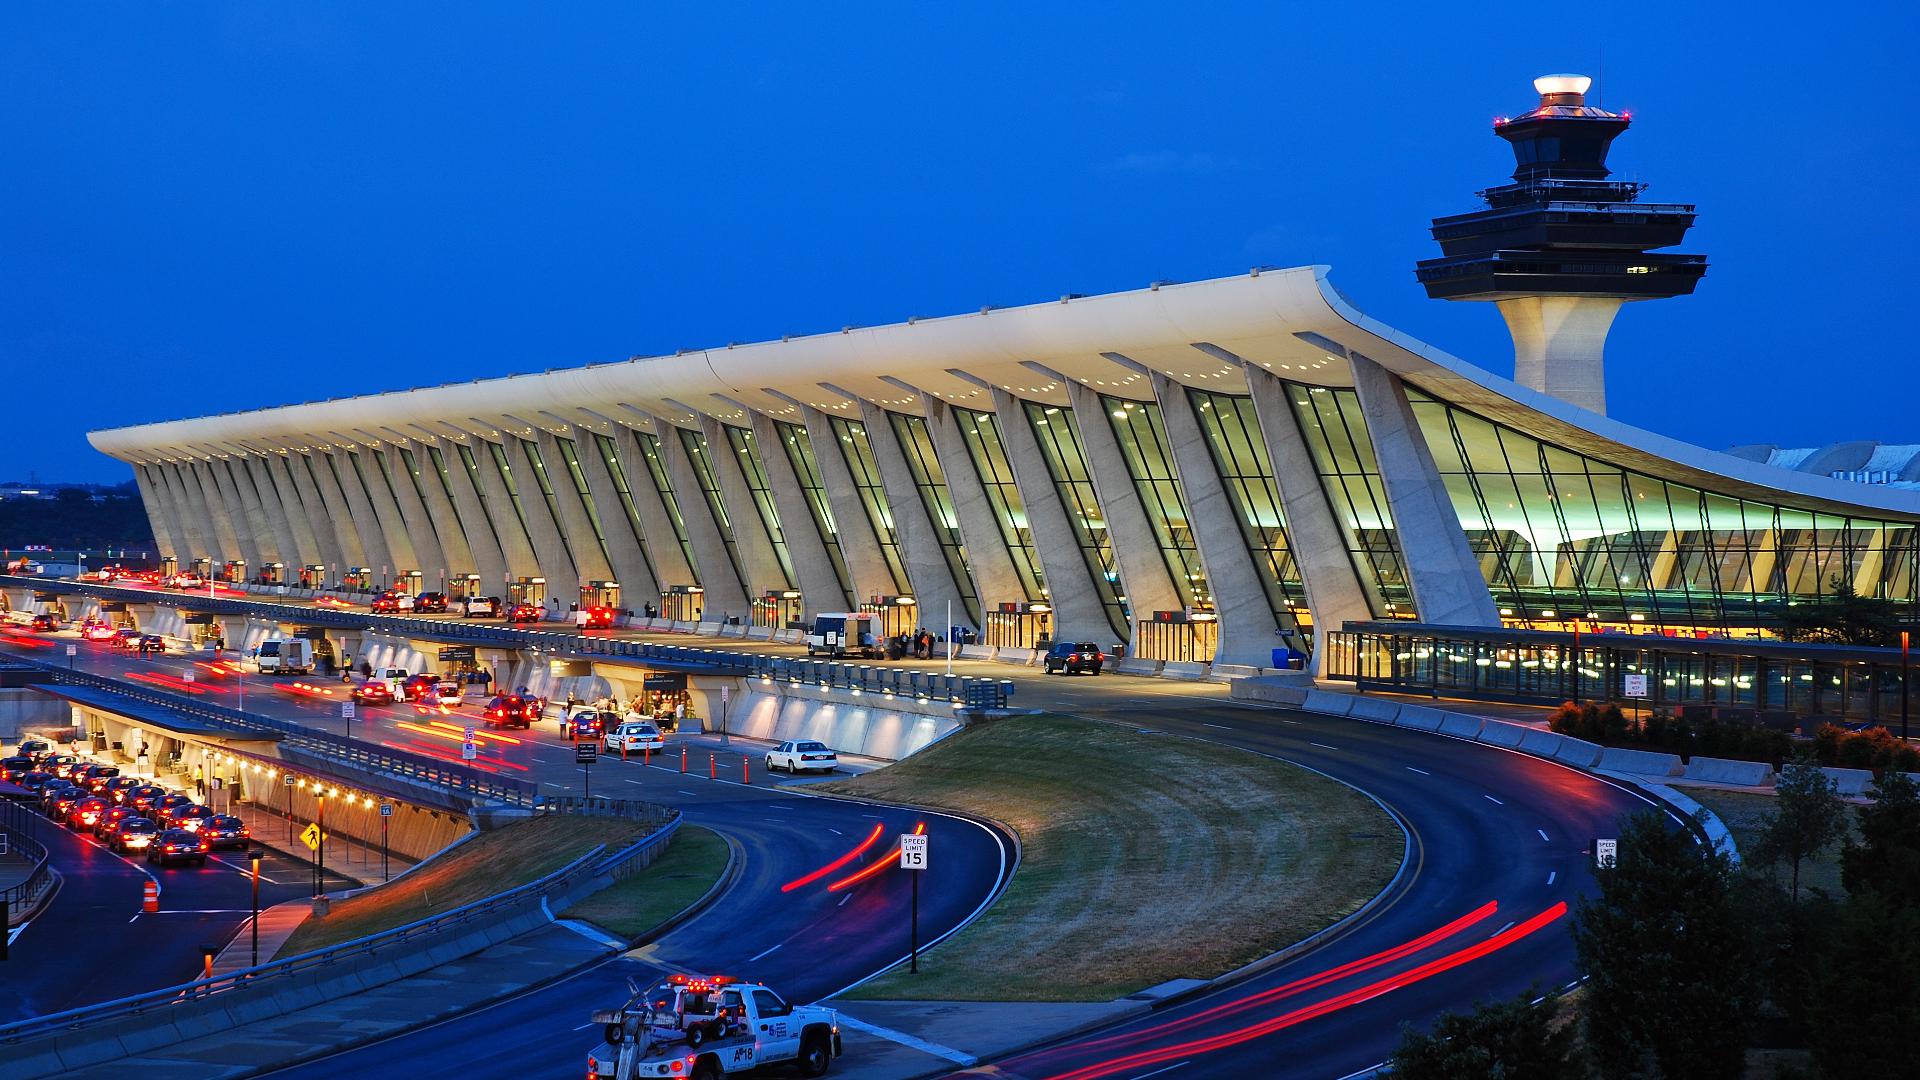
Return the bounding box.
[1811,723,1920,773]
[1546,701,1792,765]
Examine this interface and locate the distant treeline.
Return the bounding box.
[0,484,155,550]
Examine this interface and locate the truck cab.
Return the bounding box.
[589,975,840,1079]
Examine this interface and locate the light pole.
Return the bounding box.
[250,851,262,966]
[1902,630,1910,744]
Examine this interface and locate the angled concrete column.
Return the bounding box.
[990,388,1118,645]
[749,409,847,611]
[274,454,344,575]
[503,436,580,599]
[855,399,973,630]
[157,463,216,560]
[1348,353,1501,627]
[657,422,750,620]
[326,450,397,579]
[565,428,660,601]
[132,465,187,562]
[348,449,422,578]
[218,458,281,567]
[608,428,696,591]
[371,448,447,587]
[696,416,786,598]
[460,438,544,582]
[199,459,267,570]
[531,430,611,588]
[239,457,304,571]
[802,407,900,600]
[184,461,245,563]
[1243,366,1374,662]
[1148,372,1279,667]
[921,396,1027,608]
[302,452,370,572]
[425,438,513,588]
[1060,379,1181,649]
[259,456,324,570]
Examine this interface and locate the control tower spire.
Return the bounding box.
[1415,74,1706,415]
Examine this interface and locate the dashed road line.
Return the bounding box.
[1537,829,1551,842]
[1405,766,1430,776]
[1547,871,1557,885]
[1484,795,1504,806]
[747,943,782,962]
[1310,742,1338,751]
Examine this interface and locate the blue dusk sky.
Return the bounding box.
[4,1,1914,483]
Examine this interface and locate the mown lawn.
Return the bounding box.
[566,825,731,940]
[815,713,1401,1001]
[281,814,653,954]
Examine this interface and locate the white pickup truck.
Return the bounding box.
[589,976,840,1080]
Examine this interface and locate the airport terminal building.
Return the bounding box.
[88,78,1920,673]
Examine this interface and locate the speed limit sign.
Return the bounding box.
[899,834,928,870]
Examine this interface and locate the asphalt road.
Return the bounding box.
[0,806,351,1023]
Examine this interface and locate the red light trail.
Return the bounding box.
[826,822,925,892]
[781,823,884,893]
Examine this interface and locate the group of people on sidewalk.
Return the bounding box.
[885,628,942,661]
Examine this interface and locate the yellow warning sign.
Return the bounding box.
[300,823,326,851]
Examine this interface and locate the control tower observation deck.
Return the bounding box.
[1415,74,1706,415]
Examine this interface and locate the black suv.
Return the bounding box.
[1043,641,1105,675]
[414,591,450,613]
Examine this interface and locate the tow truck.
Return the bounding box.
[588,974,841,1079]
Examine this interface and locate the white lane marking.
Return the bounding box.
[210,857,279,883]
[1278,718,1301,725]
[552,917,627,951]
[1484,795,1504,805]
[1538,829,1551,842]
[571,1022,594,1031]
[837,894,851,908]
[1405,766,1430,776]
[127,914,141,923]
[747,943,782,962]
[1494,920,1516,936]
[5,924,26,947]
[827,828,843,836]
[833,1015,978,1066]
[1202,723,1230,730]
[622,779,644,786]
[861,814,884,819]
[1131,1064,1190,1079]
[678,790,696,796]
[1547,871,1557,885]
[1310,742,1338,751]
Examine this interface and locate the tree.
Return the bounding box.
[1575,810,1757,1079]
[1802,891,1920,1078]
[1388,992,1585,1079]
[1840,769,1920,900]
[1776,575,1902,647]
[1756,759,1848,904]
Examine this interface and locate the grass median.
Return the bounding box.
[566,825,732,940]
[814,713,1401,1001]
[281,814,655,954]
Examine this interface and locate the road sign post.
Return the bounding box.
[576,741,598,798]
[900,834,929,973]
[379,803,393,882]
[1622,673,1650,722]
[341,701,356,722]
[65,643,76,669]
[719,684,730,745]
[1595,838,1618,869]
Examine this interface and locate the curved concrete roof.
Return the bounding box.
[90,265,1920,522]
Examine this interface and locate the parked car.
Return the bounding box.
[765,740,839,774]
[125,784,168,813]
[14,738,54,763]
[605,720,666,755]
[462,595,502,618]
[152,793,196,825]
[135,634,167,655]
[351,679,396,706]
[112,817,160,853]
[506,603,543,624]
[111,627,143,649]
[369,591,416,614]
[93,804,137,840]
[563,707,614,741]
[413,591,450,614]
[1,755,33,781]
[146,828,210,867]
[28,612,59,632]
[483,694,540,729]
[202,815,251,850]
[66,795,111,830]
[1042,641,1106,675]
[171,804,216,832]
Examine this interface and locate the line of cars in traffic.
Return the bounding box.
[4,741,249,868]
[365,589,552,624]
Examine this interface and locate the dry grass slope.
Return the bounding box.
[816,713,1401,1001]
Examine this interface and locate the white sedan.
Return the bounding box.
[605,720,666,754]
[766,740,838,774]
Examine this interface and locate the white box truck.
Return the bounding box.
[253,638,314,675]
[805,613,883,659]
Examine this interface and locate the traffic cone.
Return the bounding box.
[709,752,716,780]
[142,879,159,913]
[743,757,750,784]
[680,746,687,773]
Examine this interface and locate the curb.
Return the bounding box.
[601,826,745,949]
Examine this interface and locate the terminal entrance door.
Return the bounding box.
[753,590,802,629]
[984,602,1051,648]
[861,595,918,639]
[299,564,327,589]
[662,585,704,623]
[396,570,424,595]
[190,558,213,580]
[343,567,374,593]
[507,576,547,608]
[160,556,178,579]
[447,573,482,600]
[261,563,285,585]
[1136,610,1219,664]
[581,581,621,609]
[222,560,246,584]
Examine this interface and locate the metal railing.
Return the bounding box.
[1,800,55,922]
[10,657,539,807]
[2,575,1015,707]
[0,811,679,1046]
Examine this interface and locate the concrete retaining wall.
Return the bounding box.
[1345,696,1402,724]
[1228,676,1308,708]
[1683,756,1776,787]
[1476,720,1530,749]
[726,689,960,761]
[1517,728,1566,758]
[1551,737,1605,769]
[1302,689,1355,717]
[1157,661,1210,681]
[1821,766,1875,796]
[1393,705,1446,732]
[1596,747,1685,776]
[1112,658,1162,677]
[1437,713,1484,740]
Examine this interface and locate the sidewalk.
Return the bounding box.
[207,896,314,976]
[219,798,420,887]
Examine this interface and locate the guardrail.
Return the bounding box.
[8,656,539,808]
[3,575,1016,708]
[1,800,55,923]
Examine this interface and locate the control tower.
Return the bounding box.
[1415,74,1706,415]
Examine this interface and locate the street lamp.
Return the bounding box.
[250,851,262,966]
[1902,630,1911,744]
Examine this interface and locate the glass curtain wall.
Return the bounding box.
[553,436,613,573]
[952,408,1045,600]
[512,438,575,563]
[676,428,746,588]
[1022,402,1130,640]
[633,431,697,580]
[1103,398,1210,609]
[589,432,655,583]
[1286,386,1414,617]
[887,412,980,623]
[722,425,795,587]
[1187,389,1314,652]
[827,417,910,594]
[1408,391,1920,632]
[774,420,854,607]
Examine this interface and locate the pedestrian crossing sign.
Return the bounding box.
[300,823,326,851]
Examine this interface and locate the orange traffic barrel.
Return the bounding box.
[143,879,159,913]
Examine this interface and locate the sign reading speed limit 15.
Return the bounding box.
[899,834,928,870]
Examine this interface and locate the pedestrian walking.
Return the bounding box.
[194,765,206,798]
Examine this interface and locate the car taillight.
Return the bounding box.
[240,828,250,836]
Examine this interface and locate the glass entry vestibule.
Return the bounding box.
[984,602,1052,648]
